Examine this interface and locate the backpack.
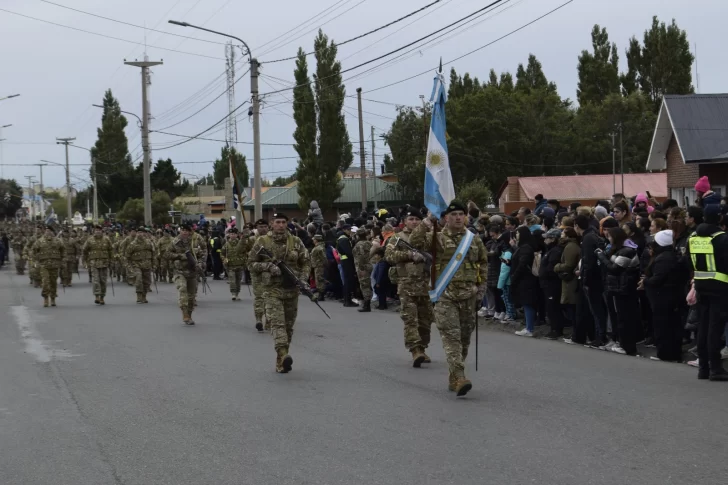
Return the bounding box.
[531,252,542,277]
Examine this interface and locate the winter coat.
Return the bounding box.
[633,193,655,214]
[596,240,641,295]
[539,243,563,298]
[497,249,512,290]
[579,226,604,287]
[510,242,539,307]
[485,238,501,288]
[534,199,548,217]
[643,245,687,307]
[553,238,580,304]
[698,191,721,208]
[307,200,324,225]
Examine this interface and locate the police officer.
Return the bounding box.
[687,204,728,381]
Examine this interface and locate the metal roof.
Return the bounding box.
[243,178,405,207]
[646,94,728,170]
[510,173,667,201]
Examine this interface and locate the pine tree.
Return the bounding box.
[212,146,249,190]
[151,158,190,199]
[515,54,551,92]
[577,25,620,105]
[292,47,319,209]
[90,89,138,210]
[620,16,694,110]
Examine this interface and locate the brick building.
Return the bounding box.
[646,94,728,205]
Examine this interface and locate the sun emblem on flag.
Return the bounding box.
[427,149,445,169]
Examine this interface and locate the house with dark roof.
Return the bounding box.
[646,94,728,206]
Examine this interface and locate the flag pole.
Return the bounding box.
[429,59,444,290]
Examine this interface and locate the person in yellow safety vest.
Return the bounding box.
[210,230,224,280]
[686,204,728,382]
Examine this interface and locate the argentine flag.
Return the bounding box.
[423,72,455,219]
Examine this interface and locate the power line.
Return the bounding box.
[258,0,370,58]
[255,0,355,53]
[156,68,250,131]
[39,0,226,45]
[0,7,223,60]
[258,0,506,97]
[263,0,443,63]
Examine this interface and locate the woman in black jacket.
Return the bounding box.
[640,230,688,361]
[511,227,539,337]
[596,227,641,356]
[539,229,565,339]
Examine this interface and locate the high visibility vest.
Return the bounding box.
[210,238,221,253]
[337,235,349,260]
[689,231,728,283]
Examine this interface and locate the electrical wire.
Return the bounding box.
[258,0,369,58]
[262,0,443,63]
[39,0,226,45]
[0,8,224,60]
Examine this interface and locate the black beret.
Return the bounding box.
[271,213,288,221]
[179,223,192,231]
[227,227,239,234]
[444,201,467,215]
[254,219,269,226]
[404,206,423,220]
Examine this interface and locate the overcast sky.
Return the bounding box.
[1,0,725,196]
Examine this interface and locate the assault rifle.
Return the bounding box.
[256,246,331,319]
[394,237,433,268]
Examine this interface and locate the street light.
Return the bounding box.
[168,20,262,220]
[0,123,11,178]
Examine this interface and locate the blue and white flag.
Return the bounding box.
[423,72,455,219]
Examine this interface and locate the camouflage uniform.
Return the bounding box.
[410,220,487,394]
[385,228,434,363]
[25,232,42,287]
[119,235,135,285]
[60,234,81,286]
[249,234,267,326]
[111,238,122,281]
[248,232,310,372]
[124,235,155,303]
[157,233,173,282]
[11,232,27,274]
[353,232,373,301]
[191,231,208,305]
[310,240,328,299]
[82,234,113,302]
[222,237,247,299]
[32,233,66,306]
[168,235,204,323]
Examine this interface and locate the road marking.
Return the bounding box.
[10,306,83,363]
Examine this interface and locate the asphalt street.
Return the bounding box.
[0,260,725,485]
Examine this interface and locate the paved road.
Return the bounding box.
[0,262,724,485]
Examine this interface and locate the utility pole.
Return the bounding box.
[619,124,624,194]
[125,56,163,226]
[610,132,617,196]
[420,95,427,154]
[356,88,367,211]
[92,156,99,224]
[32,163,48,218]
[24,176,36,221]
[251,58,262,220]
[56,137,76,224]
[371,125,377,210]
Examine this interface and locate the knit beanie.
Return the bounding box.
[695,176,710,193]
[654,230,673,247]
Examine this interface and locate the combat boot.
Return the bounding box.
[448,372,457,392]
[276,347,293,373]
[94,296,100,305]
[422,351,432,363]
[232,293,238,301]
[255,322,264,332]
[343,297,358,308]
[142,294,149,304]
[50,297,56,307]
[453,376,473,397]
[182,309,195,325]
[136,293,144,304]
[358,300,372,313]
[99,296,105,305]
[43,296,49,308]
[411,347,426,368]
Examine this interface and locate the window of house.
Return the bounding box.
[713,185,726,197]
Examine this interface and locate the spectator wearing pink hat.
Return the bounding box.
[694,176,722,207]
[633,193,654,214]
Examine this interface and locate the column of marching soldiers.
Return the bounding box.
[2,202,483,397]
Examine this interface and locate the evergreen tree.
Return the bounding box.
[620,16,694,110]
[515,54,553,93]
[0,178,23,218]
[90,89,139,210]
[151,158,190,199]
[212,146,248,190]
[297,30,352,210]
[292,47,320,209]
[577,25,620,105]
